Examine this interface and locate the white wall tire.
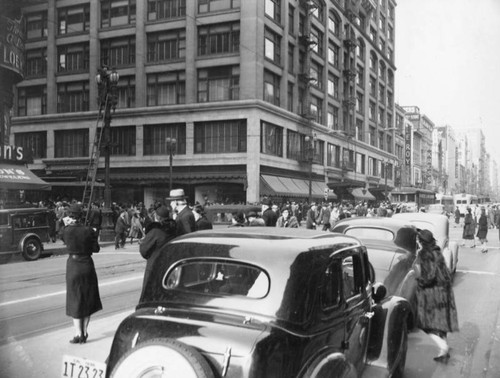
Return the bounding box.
[110,338,214,378]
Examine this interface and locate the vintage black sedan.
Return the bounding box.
[105,228,410,378]
[331,217,419,328]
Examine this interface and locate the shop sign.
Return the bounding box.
[0,14,25,80]
[0,144,32,163]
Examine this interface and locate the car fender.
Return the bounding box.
[365,296,410,375]
[441,246,454,274]
[17,233,44,253]
[302,351,357,378]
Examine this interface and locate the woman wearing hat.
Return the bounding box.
[462,207,476,248]
[63,203,102,344]
[414,229,459,362]
[276,206,299,228]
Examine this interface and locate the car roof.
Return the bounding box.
[392,213,448,238]
[171,227,362,259]
[331,217,417,252]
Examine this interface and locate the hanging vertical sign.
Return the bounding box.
[426,149,432,184]
[404,124,412,186]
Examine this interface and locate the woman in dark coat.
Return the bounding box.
[193,204,213,231]
[476,207,489,253]
[454,207,461,227]
[462,207,476,248]
[414,229,459,362]
[139,205,177,300]
[63,203,102,344]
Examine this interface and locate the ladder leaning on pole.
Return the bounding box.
[82,94,109,225]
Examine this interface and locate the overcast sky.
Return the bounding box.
[395,0,500,160]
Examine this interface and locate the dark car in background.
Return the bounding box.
[0,207,50,262]
[104,228,410,378]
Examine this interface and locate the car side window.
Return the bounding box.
[321,261,341,309]
[342,253,364,299]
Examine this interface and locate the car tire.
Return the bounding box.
[109,338,214,378]
[22,238,42,261]
[390,321,408,378]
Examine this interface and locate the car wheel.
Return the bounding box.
[390,321,408,378]
[110,338,214,378]
[22,238,42,261]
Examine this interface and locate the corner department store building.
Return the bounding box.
[11,0,400,206]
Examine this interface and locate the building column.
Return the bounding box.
[246,111,261,203]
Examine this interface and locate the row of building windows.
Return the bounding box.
[14,119,393,178]
[25,0,242,41]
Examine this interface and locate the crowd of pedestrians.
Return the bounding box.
[224,198,408,230]
[459,203,500,253]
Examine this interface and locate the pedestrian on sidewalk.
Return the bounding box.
[63,203,102,344]
[476,207,489,253]
[114,209,128,249]
[414,229,459,363]
[139,205,177,300]
[454,207,461,228]
[462,207,476,248]
[168,189,196,236]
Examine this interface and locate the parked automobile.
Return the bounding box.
[104,228,410,378]
[392,212,458,275]
[331,217,419,328]
[0,207,50,262]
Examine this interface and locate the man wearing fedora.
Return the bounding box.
[167,189,195,236]
[261,198,278,227]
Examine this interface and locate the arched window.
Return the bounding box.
[379,61,386,81]
[328,11,341,36]
[388,69,394,88]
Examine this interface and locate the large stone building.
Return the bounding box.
[11,0,398,206]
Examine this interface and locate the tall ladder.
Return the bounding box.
[82,94,108,224]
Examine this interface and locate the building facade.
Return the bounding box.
[11,0,398,206]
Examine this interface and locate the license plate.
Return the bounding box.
[61,354,106,378]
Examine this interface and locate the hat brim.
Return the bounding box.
[166,196,188,200]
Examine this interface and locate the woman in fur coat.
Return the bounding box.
[414,229,459,362]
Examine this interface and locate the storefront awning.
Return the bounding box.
[261,175,337,199]
[350,187,375,201]
[0,163,51,191]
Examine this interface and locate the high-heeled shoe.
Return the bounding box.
[433,353,450,363]
[69,335,82,344]
[81,333,88,344]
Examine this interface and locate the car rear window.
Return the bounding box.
[163,260,269,299]
[344,228,394,241]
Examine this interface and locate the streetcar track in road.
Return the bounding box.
[0,274,143,307]
[0,287,139,346]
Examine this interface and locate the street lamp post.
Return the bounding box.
[305,134,316,204]
[95,66,119,241]
[166,137,176,192]
[384,161,389,201]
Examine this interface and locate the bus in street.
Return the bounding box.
[453,193,478,216]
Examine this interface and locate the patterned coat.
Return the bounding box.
[462,213,475,240]
[415,245,459,334]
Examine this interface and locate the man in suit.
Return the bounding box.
[168,189,195,236]
[261,198,278,227]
